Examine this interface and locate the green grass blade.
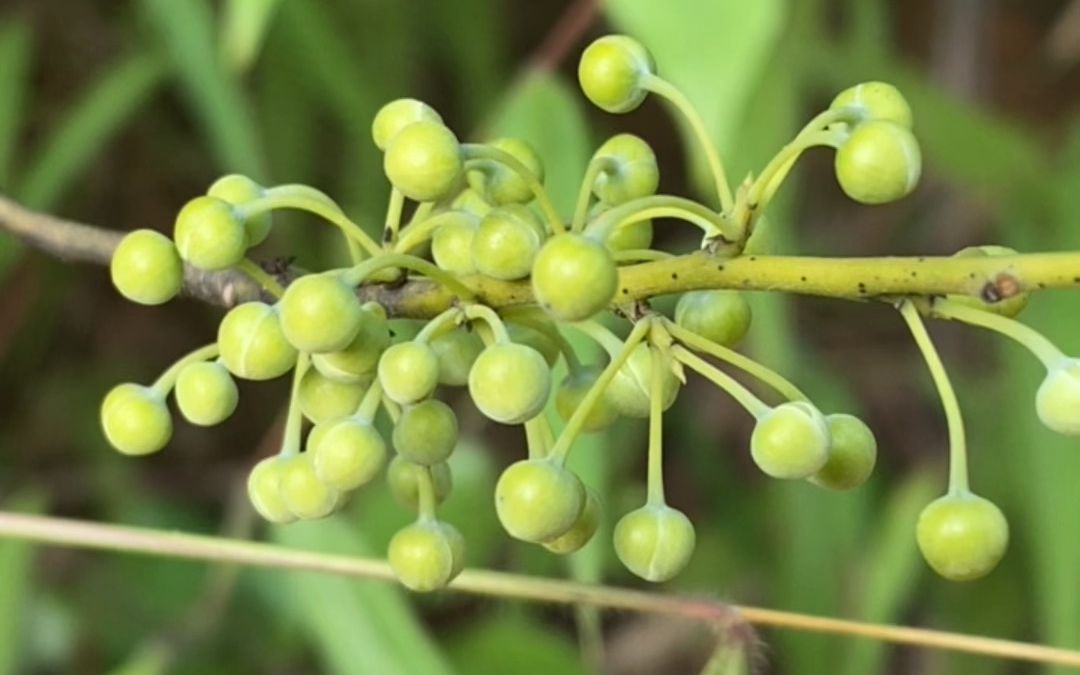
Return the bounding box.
[220,0,283,74]
[0,16,32,189]
[17,52,164,210]
[139,0,264,177]
[0,492,44,675]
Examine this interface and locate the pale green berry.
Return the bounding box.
[1036,359,1080,435]
[387,456,452,510]
[606,218,654,252]
[311,303,390,384]
[577,35,654,114]
[468,343,551,424]
[810,414,877,490]
[217,302,298,380]
[297,368,368,425]
[451,188,492,218]
[543,490,601,554]
[372,98,443,151]
[378,341,440,405]
[247,456,296,524]
[384,121,464,202]
[471,205,545,280]
[947,245,1029,317]
[495,459,585,543]
[388,519,465,592]
[506,322,561,367]
[831,81,913,129]
[310,418,386,491]
[109,229,183,305]
[392,399,459,465]
[173,196,247,270]
[279,273,363,354]
[674,290,752,348]
[916,493,1009,581]
[430,211,480,275]
[468,137,544,205]
[613,504,696,582]
[592,133,659,205]
[531,233,618,322]
[279,454,340,520]
[207,174,272,246]
[100,383,172,456]
[750,402,831,479]
[430,327,484,386]
[174,361,238,426]
[835,120,921,205]
[606,345,680,419]
[554,367,619,433]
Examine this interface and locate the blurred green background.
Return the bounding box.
[1,0,1079,673]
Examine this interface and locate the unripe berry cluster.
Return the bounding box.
[98,34,1072,592]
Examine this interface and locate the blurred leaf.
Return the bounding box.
[0,16,32,189]
[17,52,164,209]
[841,467,937,675]
[444,613,588,675]
[140,0,264,177]
[266,519,456,675]
[0,492,44,675]
[220,0,282,74]
[604,0,784,201]
[484,72,591,213]
[698,637,750,675]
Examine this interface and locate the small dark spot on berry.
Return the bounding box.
[800,276,807,282]
[621,288,629,295]
[911,271,917,278]
[671,273,678,280]
[717,264,725,271]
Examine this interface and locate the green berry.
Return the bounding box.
[173,196,247,271]
[916,493,1009,581]
[471,205,545,280]
[531,233,618,322]
[372,98,443,151]
[430,211,480,275]
[494,459,585,543]
[451,188,493,217]
[1036,359,1080,435]
[247,456,296,524]
[279,273,363,354]
[506,322,561,367]
[810,413,877,490]
[298,367,368,425]
[378,341,440,405]
[468,137,544,205]
[591,134,659,205]
[468,343,551,424]
[100,383,172,456]
[109,229,183,305]
[392,399,459,465]
[388,519,465,592]
[834,120,921,205]
[543,490,601,554]
[606,345,680,419]
[174,361,238,426]
[750,402,831,479]
[605,218,654,252]
[217,302,298,380]
[613,504,696,582]
[947,245,1029,317]
[387,456,452,510]
[554,367,619,433]
[279,454,340,520]
[311,303,390,384]
[831,81,913,129]
[430,327,484,386]
[577,35,654,114]
[674,290,752,348]
[207,174,272,246]
[310,418,386,490]
[384,121,463,202]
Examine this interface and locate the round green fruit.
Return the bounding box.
[217,302,298,380]
[831,81,913,129]
[246,456,296,524]
[810,413,877,490]
[674,290,752,348]
[384,121,463,202]
[297,367,367,425]
[834,120,921,205]
[750,401,831,479]
[387,456,453,510]
[468,137,544,205]
[577,35,654,114]
[471,205,544,280]
[591,133,659,205]
[430,327,484,386]
[388,519,465,592]
[468,343,551,424]
[554,367,619,433]
[174,360,239,426]
[494,459,585,543]
[310,303,390,384]
[392,399,459,465]
[378,341,440,405]
[430,211,480,275]
[1036,359,1080,435]
[109,229,183,305]
[100,383,172,456]
[531,233,618,322]
[372,98,442,151]
[543,490,601,554]
[606,345,680,419]
[613,504,696,582]
[207,174,272,246]
[310,418,387,491]
[916,493,1009,581]
[279,273,363,354]
[278,454,340,520]
[173,196,247,271]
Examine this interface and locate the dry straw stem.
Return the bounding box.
[0,511,1078,669]
[2,194,1078,315]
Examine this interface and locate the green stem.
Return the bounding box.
[572,158,616,232]
[237,185,382,256]
[524,416,551,460]
[613,249,673,263]
[382,188,406,247]
[151,343,220,396]
[642,74,735,212]
[463,304,511,343]
[462,144,566,234]
[664,319,808,402]
[586,195,731,243]
[237,259,285,298]
[382,397,401,425]
[646,345,666,505]
[416,465,438,520]
[279,353,311,457]
[355,379,383,423]
[342,253,475,301]
[568,319,626,359]
[414,307,464,343]
[549,319,652,464]
[394,205,444,253]
[748,128,848,210]
[899,301,969,493]
[501,308,583,371]
[672,346,771,419]
[930,298,1065,369]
